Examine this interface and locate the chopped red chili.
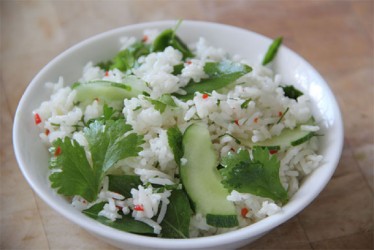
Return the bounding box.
[54,146,62,157]
[134,204,144,211]
[234,119,239,126]
[45,129,50,136]
[202,93,209,99]
[105,71,109,76]
[269,149,278,155]
[254,117,259,123]
[34,113,42,125]
[142,35,148,42]
[186,60,192,65]
[278,111,283,117]
[241,207,249,217]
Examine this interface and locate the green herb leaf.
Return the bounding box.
[152,24,194,59]
[84,120,143,172]
[49,138,100,202]
[108,175,142,198]
[167,126,183,166]
[95,61,112,71]
[172,63,184,75]
[49,119,143,202]
[262,36,283,66]
[71,82,81,89]
[177,61,252,100]
[220,147,288,204]
[148,94,177,114]
[96,42,150,72]
[282,85,303,100]
[103,104,118,121]
[240,98,252,109]
[160,190,192,238]
[83,202,155,235]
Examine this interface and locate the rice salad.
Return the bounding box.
[33,24,323,238]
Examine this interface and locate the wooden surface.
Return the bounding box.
[1,0,373,249]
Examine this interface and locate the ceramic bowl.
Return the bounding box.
[13,20,343,250]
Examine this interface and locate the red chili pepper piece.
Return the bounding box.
[45,129,50,136]
[254,117,259,123]
[234,119,239,126]
[54,146,62,157]
[34,113,42,125]
[142,35,148,42]
[134,204,144,211]
[269,149,278,155]
[241,207,249,217]
[202,93,209,99]
[278,111,283,117]
[186,60,192,65]
[105,71,109,76]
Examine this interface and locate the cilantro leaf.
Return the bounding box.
[84,120,143,172]
[160,190,192,238]
[148,94,177,114]
[95,61,112,71]
[220,147,288,204]
[103,103,120,120]
[167,126,183,166]
[95,42,151,72]
[49,119,144,202]
[83,202,155,235]
[49,138,100,202]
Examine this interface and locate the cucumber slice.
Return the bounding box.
[243,123,316,150]
[74,75,150,105]
[181,122,238,228]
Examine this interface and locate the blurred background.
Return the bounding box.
[1,0,373,249]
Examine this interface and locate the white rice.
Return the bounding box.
[34,28,323,237]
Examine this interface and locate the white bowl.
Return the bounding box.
[13,20,343,249]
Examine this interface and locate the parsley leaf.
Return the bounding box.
[220,147,288,204]
[49,119,144,202]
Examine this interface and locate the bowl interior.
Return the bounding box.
[13,20,343,249]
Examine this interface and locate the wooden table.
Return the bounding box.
[1,0,373,249]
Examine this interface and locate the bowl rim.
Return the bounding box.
[13,19,344,249]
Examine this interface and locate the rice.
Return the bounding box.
[33,27,323,238]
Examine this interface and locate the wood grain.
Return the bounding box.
[1,0,373,249]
